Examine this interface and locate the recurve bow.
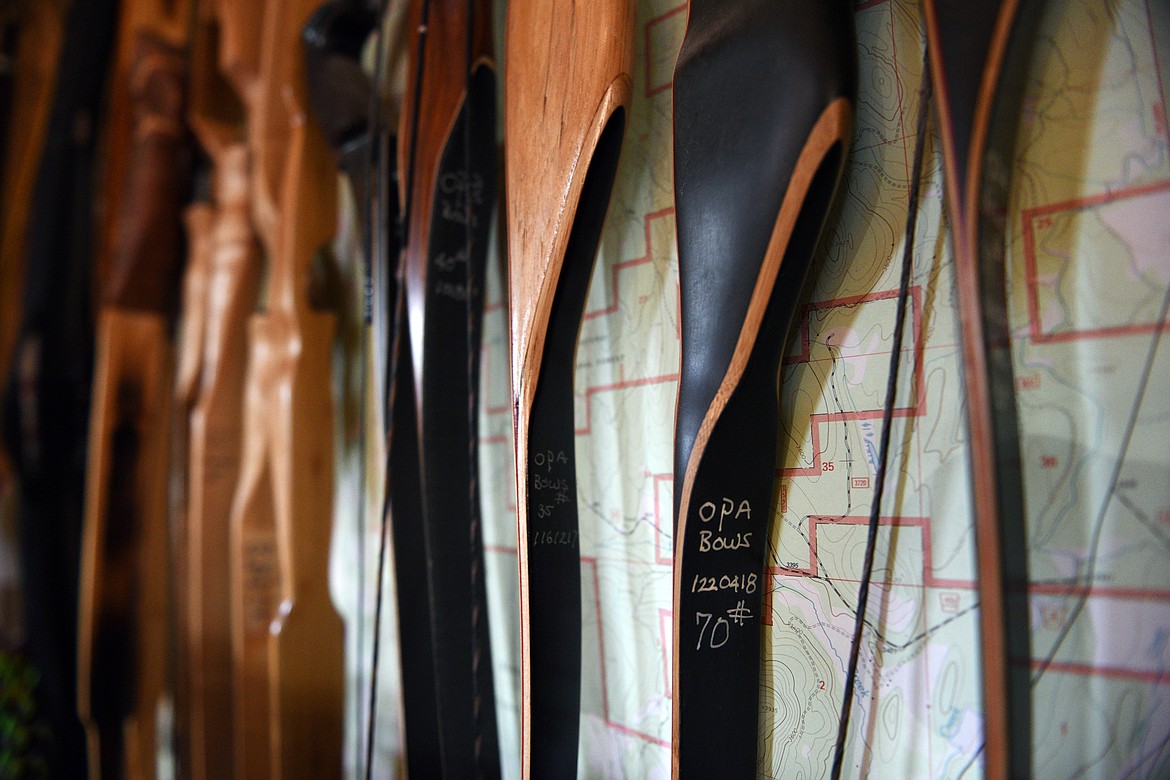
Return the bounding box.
[505,0,633,775]
[922,3,1042,777]
[230,0,344,774]
[832,5,1046,776]
[304,4,444,775]
[75,0,193,775]
[397,0,500,774]
[670,3,855,776]
[174,0,264,775]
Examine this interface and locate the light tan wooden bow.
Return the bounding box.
[172,0,265,776]
[227,0,344,775]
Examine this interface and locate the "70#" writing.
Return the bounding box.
[694,600,753,650]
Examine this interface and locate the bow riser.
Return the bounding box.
[237,0,344,774]
[174,2,268,772]
[177,146,262,780]
[505,0,634,774]
[77,25,192,779]
[669,2,855,775]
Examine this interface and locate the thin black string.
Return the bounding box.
[1029,279,1170,685]
[362,0,389,772]
[952,105,1170,780]
[366,248,406,780]
[366,1,434,776]
[352,1,385,769]
[830,53,932,780]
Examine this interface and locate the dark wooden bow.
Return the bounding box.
[1,0,115,775]
[398,0,500,775]
[669,2,855,776]
[359,1,501,775]
[76,1,193,774]
[922,3,1042,777]
[828,5,1044,777]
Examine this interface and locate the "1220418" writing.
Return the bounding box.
[690,572,757,594]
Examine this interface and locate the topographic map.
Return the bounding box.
[1008,1,1170,776]
[343,0,1170,777]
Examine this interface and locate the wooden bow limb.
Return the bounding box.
[921,3,1041,777]
[505,0,633,775]
[177,3,275,778]
[176,152,263,780]
[76,25,192,779]
[266,123,344,779]
[229,0,344,774]
[669,3,855,776]
[396,0,500,774]
[174,1,265,774]
[228,317,283,780]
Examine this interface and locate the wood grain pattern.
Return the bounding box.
[505,0,633,774]
[93,0,193,307]
[506,0,633,405]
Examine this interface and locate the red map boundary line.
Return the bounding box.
[778,286,927,477]
[1021,179,1170,344]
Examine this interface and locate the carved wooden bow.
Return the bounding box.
[227,0,344,775]
[76,0,193,776]
[173,0,264,775]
